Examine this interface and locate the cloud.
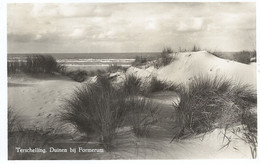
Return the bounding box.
[177,17,204,32]
[7,3,256,53]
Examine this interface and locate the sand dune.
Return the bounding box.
[157,51,256,88]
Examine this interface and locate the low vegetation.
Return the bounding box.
[8,55,63,76]
[148,76,179,93]
[172,76,257,141]
[107,63,128,73]
[233,50,256,64]
[61,75,158,151]
[8,107,53,160]
[132,56,149,66]
[125,97,158,137]
[191,45,201,52]
[63,70,89,82]
[123,74,143,95]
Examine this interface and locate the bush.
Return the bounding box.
[172,76,257,139]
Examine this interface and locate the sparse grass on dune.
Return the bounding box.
[172,75,257,139]
[154,47,174,68]
[191,45,201,52]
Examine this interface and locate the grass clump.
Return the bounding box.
[172,76,257,139]
[161,47,173,66]
[61,75,128,150]
[8,55,64,76]
[61,74,160,150]
[64,70,89,82]
[191,45,201,52]
[233,50,256,64]
[125,97,159,137]
[123,74,143,95]
[148,76,179,93]
[107,63,128,73]
[63,69,108,82]
[153,47,174,68]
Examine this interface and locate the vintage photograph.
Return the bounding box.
[7,2,257,160]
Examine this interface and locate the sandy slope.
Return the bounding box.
[8,75,81,131]
[157,51,256,89]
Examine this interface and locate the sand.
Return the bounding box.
[7,51,257,159]
[8,74,82,131]
[157,51,256,89]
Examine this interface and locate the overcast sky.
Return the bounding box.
[7,3,256,53]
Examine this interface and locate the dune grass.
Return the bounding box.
[233,50,256,64]
[172,76,257,140]
[8,55,64,76]
[125,97,159,137]
[107,63,128,73]
[8,107,54,160]
[61,74,160,150]
[155,47,174,67]
[123,74,143,95]
[61,75,126,151]
[63,70,89,82]
[148,76,179,93]
[132,56,149,66]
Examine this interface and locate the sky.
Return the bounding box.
[7,2,256,53]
